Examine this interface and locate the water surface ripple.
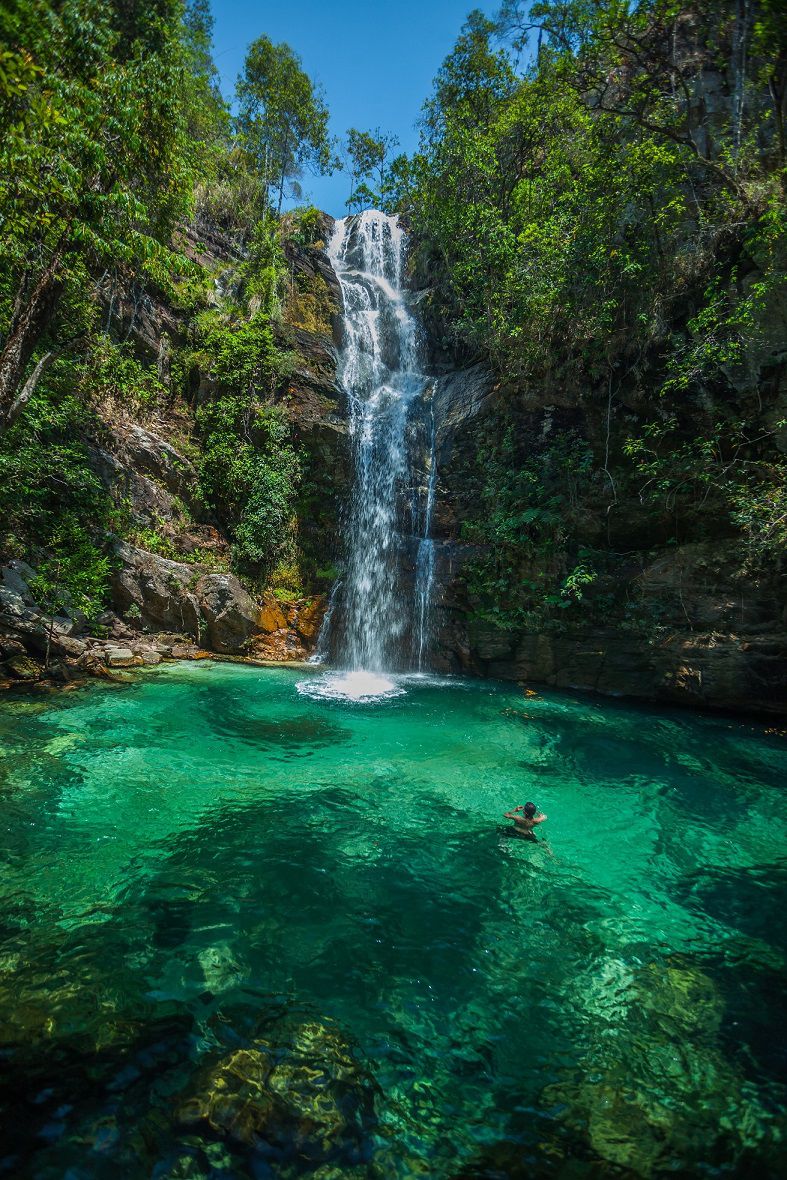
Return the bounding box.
[0,662,785,1177]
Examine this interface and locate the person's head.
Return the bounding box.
[524,802,537,818]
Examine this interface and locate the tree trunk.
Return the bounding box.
[0,259,64,428]
[5,351,57,430]
[769,52,786,174]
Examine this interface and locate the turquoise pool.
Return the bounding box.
[0,661,785,1177]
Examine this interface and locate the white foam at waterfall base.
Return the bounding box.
[296,670,406,703]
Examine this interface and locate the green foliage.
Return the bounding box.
[406,1,785,380]
[560,562,597,603]
[239,215,288,311]
[0,1,337,623]
[236,35,333,214]
[129,525,230,571]
[269,561,305,600]
[460,424,599,629]
[0,0,214,428]
[195,311,278,391]
[379,153,414,214]
[193,145,267,240]
[287,205,325,247]
[185,200,303,578]
[0,358,115,620]
[182,0,230,157]
[128,527,182,562]
[197,394,300,577]
[623,415,787,564]
[88,337,168,412]
[1,0,195,274]
[401,0,787,634]
[30,521,111,624]
[343,127,399,212]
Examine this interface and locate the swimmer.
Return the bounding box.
[503,801,547,841]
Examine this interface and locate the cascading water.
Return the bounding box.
[414,397,437,671]
[303,211,433,701]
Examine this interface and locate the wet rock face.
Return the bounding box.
[0,562,89,670]
[249,593,328,662]
[0,546,328,680]
[422,358,787,715]
[429,536,787,715]
[87,419,224,572]
[110,422,197,498]
[112,543,202,638]
[1,215,346,679]
[442,617,787,716]
[278,217,351,583]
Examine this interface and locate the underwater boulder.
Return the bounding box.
[176,1018,376,1162]
[546,956,770,1177]
[197,943,249,994]
[177,1046,277,1145]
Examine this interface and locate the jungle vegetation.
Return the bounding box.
[0,0,335,616]
[392,1,787,629]
[0,0,784,634]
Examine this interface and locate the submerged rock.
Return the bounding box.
[197,943,248,994]
[546,956,772,1176]
[178,1047,277,1144]
[176,1018,376,1162]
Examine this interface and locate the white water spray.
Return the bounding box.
[414,398,438,671]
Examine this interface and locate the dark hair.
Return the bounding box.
[524,802,536,818]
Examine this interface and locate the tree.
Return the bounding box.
[343,127,400,211]
[422,9,517,145]
[0,0,195,429]
[344,128,380,212]
[380,153,414,213]
[236,36,333,215]
[405,0,786,614]
[182,0,230,154]
[497,0,787,201]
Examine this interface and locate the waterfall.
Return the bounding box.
[325,211,430,680]
[301,210,441,700]
[414,397,437,671]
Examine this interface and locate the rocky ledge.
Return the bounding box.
[429,537,787,717]
[0,557,326,691]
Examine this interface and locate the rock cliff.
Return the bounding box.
[421,331,786,716]
[0,214,347,688]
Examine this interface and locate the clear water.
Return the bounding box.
[1,663,786,1178]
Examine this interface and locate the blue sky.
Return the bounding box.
[210,0,500,216]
